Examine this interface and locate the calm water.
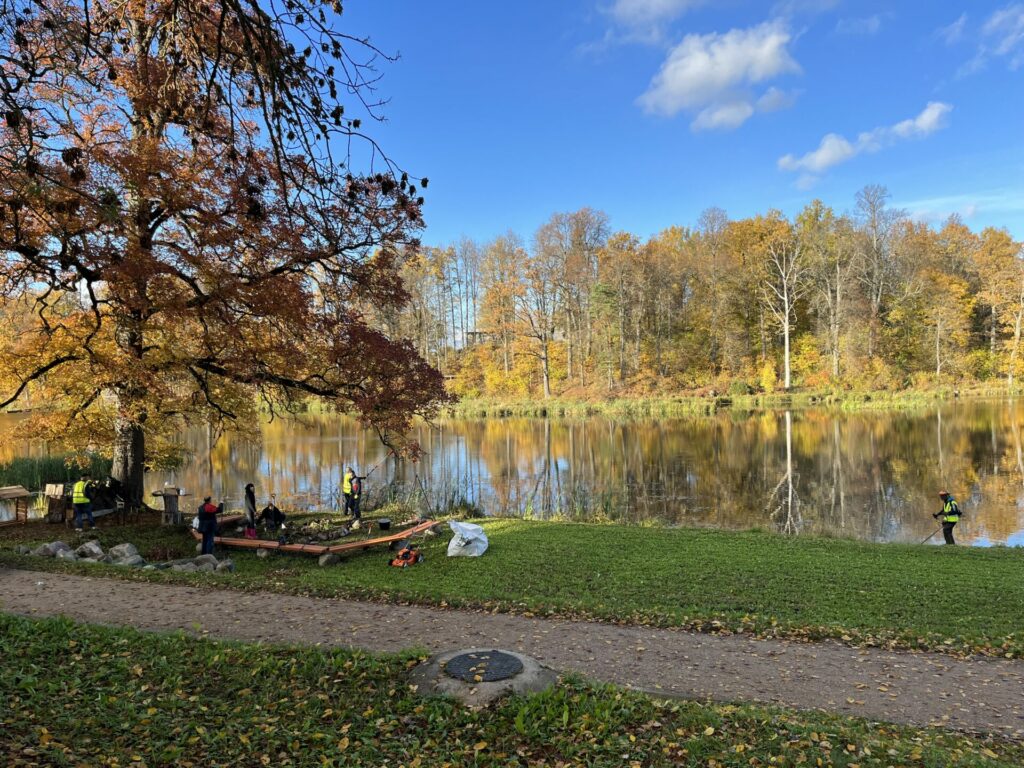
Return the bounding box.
[4,401,1024,545]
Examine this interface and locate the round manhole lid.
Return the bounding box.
[444,650,524,683]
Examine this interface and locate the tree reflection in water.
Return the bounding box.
[3,401,1024,544]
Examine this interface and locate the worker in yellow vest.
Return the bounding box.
[343,466,363,524]
[933,490,961,545]
[72,473,96,532]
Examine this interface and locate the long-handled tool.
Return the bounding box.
[920,523,942,544]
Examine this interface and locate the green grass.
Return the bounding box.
[1,614,1020,768]
[3,516,1023,658]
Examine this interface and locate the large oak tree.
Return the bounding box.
[0,0,446,507]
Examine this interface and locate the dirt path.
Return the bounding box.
[3,567,1022,739]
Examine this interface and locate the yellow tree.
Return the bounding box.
[972,228,1024,388]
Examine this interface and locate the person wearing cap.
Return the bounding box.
[933,491,961,545]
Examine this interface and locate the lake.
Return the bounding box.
[3,400,1024,546]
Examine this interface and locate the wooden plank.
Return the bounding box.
[191,518,436,556]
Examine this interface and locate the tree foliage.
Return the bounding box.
[0,0,446,505]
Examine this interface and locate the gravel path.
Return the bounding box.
[3,567,1022,739]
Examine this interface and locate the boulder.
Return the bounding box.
[56,549,79,562]
[15,545,30,555]
[75,541,105,559]
[215,559,235,573]
[32,541,70,557]
[318,553,341,567]
[115,554,146,567]
[142,565,157,570]
[193,554,219,567]
[197,561,216,573]
[78,557,99,564]
[171,562,198,573]
[108,543,139,561]
[99,553,114,564]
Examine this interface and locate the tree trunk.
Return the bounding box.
[935,319,942,377]
[112,414,145,510]
[782,293,792,390]
[541,338,551,399]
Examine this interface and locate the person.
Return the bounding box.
[260,495,287,530]
[72,473,96,532]
[934,490,961,545]
[244,483,257,539]
[197,496,223,555]
[343,466,362,521]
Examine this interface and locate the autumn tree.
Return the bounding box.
[0,0,446,507]
[972,228,1024,389]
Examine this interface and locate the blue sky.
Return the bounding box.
[343,1,1024,245]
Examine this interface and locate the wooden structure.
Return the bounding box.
[0,486,31,527]
[153,487,190,525]
[191,516,437,556]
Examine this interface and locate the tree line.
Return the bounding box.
[387,186,1024,399]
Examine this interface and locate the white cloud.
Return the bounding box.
[835,15,882,35]
[692,101,755,131]
[982,3,1024,68]
[778,102,953,179]
[957,4,1024,76]
[938,13,968,45]
[756,86,799,112]
[610,0,703,27]
[638,21,800,130]
[772,0,839,17]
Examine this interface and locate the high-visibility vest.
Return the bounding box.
[73,480,90,504]
[942,498,960,523]
[343,473,353,495]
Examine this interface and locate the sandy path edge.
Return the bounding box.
[2,567,1022,739]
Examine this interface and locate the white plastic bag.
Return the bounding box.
[447,520,488,557]
[191,516,201,531]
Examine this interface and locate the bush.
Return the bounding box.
[727,380,753,396]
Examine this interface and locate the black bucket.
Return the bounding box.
[378,518,391,531]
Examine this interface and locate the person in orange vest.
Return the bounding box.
[933,491,962,545]
[343,467,363,523]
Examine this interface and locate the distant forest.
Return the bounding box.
[379,186,1024,399]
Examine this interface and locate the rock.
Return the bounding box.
[215,559,235,573]
[197,561,216,573]
[15,545,30,555]
[75,541,104,559]
[171,562,198,573]
[108,543,139,560]
[99,554,114,564]
[56,549,79,562]
[318,553,341,567]
[115,554,146,567]
[78,557,99,564]
[32,541,70,558]
[256,548,271,559]
[142,565,157,570]
[193,554,219,567]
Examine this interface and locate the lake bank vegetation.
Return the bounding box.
[4,515,1022,658]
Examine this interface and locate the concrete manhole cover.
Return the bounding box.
[444,650,524,683]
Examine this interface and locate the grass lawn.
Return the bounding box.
[1,613,1020,767]
[3,514,1023,658]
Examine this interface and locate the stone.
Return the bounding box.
[32,541,70,558]
[75,541,104,559]
[15,545,30,555]
[197,561,216,573]
[215,560,235,573]
[78,557,99,564]
[108,543,139,560]
[193,554,219,567]
[115,554,146,567]
[142,565,157,570]
[408,649,557,709]
[256,548,271,559]
[318,553,341,567]
[171,562,198,573]
[56,549,79,562]
[99,554,114,564]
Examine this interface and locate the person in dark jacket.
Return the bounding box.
[244,483,257,538]
[197,496,223,555]
[260,495,287,530]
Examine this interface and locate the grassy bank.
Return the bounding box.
[2,614,1020,767]
[450,385,1017,419]
[3,516,1023,658]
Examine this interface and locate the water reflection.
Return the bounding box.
[3,400,1024,545]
